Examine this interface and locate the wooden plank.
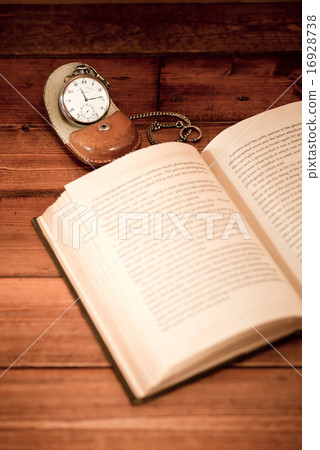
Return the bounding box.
[0,122,216,156]
[0,278,301,368]
[0,278,107,367]
[0,193,130,275]
[0,125,91,193]
[0,4,301,56]
[0,368,301,449]
[0,58,159,124]
[0,196,59,277]
[0,123,223,195]
[0,367,302,418]
[0,0,303,4]
[0,55,301,125]
[0,427,302,450]
[160,54,302,121]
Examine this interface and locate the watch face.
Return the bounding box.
[59,75,110,124]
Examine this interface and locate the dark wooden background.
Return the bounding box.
[0,3,301,449]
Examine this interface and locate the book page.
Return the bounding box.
[39,142,301,397]
[202,102,302,291]
[65,143,300,375]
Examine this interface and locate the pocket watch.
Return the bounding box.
[59,63,110,125]
[47,61,201,167]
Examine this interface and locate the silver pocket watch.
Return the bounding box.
[59,63,110,125]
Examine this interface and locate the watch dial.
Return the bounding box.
[61,76,110,124]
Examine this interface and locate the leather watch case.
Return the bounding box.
[44,62,141,166]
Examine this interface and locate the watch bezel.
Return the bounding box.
[59,74,110,126]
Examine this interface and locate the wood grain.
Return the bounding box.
[0,278,107,367]
[0,367,302,417]
[0,58,159,124]
[0,196,59,277]
[0,3,302,448]
[160,54,302,121]
[0,427,302,450]
[0,0,303,4]
[0,277,301,368]
[0,123,224,196]
[0,3,301,56]
[0,55,301,125]
[0,367,301,450]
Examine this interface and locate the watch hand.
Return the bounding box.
[80,87,88,101]
[86,96,103,101]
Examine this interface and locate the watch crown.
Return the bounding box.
[71,64,110,90]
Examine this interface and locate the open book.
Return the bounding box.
[33,101,302,402]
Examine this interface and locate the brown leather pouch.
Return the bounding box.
[44,62,141,166]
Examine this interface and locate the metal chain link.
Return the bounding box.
[128,111,202,145]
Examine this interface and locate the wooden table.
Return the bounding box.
[0,3,302,449]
